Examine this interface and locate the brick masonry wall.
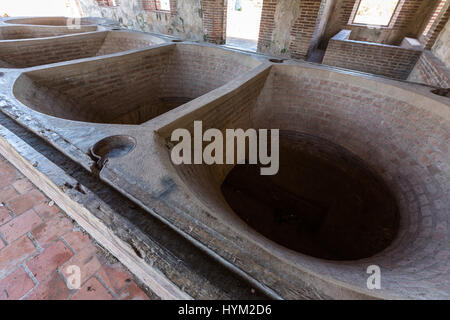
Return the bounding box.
[253,66,449,295]
[322,31,422,80]
[431,16,450,69]
[0,32,106,68]
[96,0,120,7]
[408,51,450,87]
[160,63,449,297]
[423,3,450,50]
[4,17,95,26]
[142,0,178,14]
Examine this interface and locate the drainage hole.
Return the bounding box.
[431,88,449,98]
[90,135,136,168]
[269,58,284,63]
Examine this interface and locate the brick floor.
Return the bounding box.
[0,155,151,300]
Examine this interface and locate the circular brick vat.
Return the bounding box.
[90,135,136,167]
[167,64,450,299]
[221,131,400,261]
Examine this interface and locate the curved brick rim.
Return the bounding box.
[0,25,99,41]
[3,17,98,26]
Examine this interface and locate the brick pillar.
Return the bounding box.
[289,0,323,59]
[257,0,277,52]
[202,0,227,44]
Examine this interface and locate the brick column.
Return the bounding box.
[202,0,227,44]
[289,0,323,59]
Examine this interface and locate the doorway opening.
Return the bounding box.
[226,0,263,52]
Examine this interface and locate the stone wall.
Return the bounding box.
[78,0,208,42]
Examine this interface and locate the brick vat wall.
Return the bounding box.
[408,51,450,87]
[0,31,166,69]
[142,0,178,14]
[254,0,431,58]
[157,63,449,299]
[322,30,422,80]
[0,25,98,40]
[250,0,446,55]
[13,44,262,125]
[0,156,151,300]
